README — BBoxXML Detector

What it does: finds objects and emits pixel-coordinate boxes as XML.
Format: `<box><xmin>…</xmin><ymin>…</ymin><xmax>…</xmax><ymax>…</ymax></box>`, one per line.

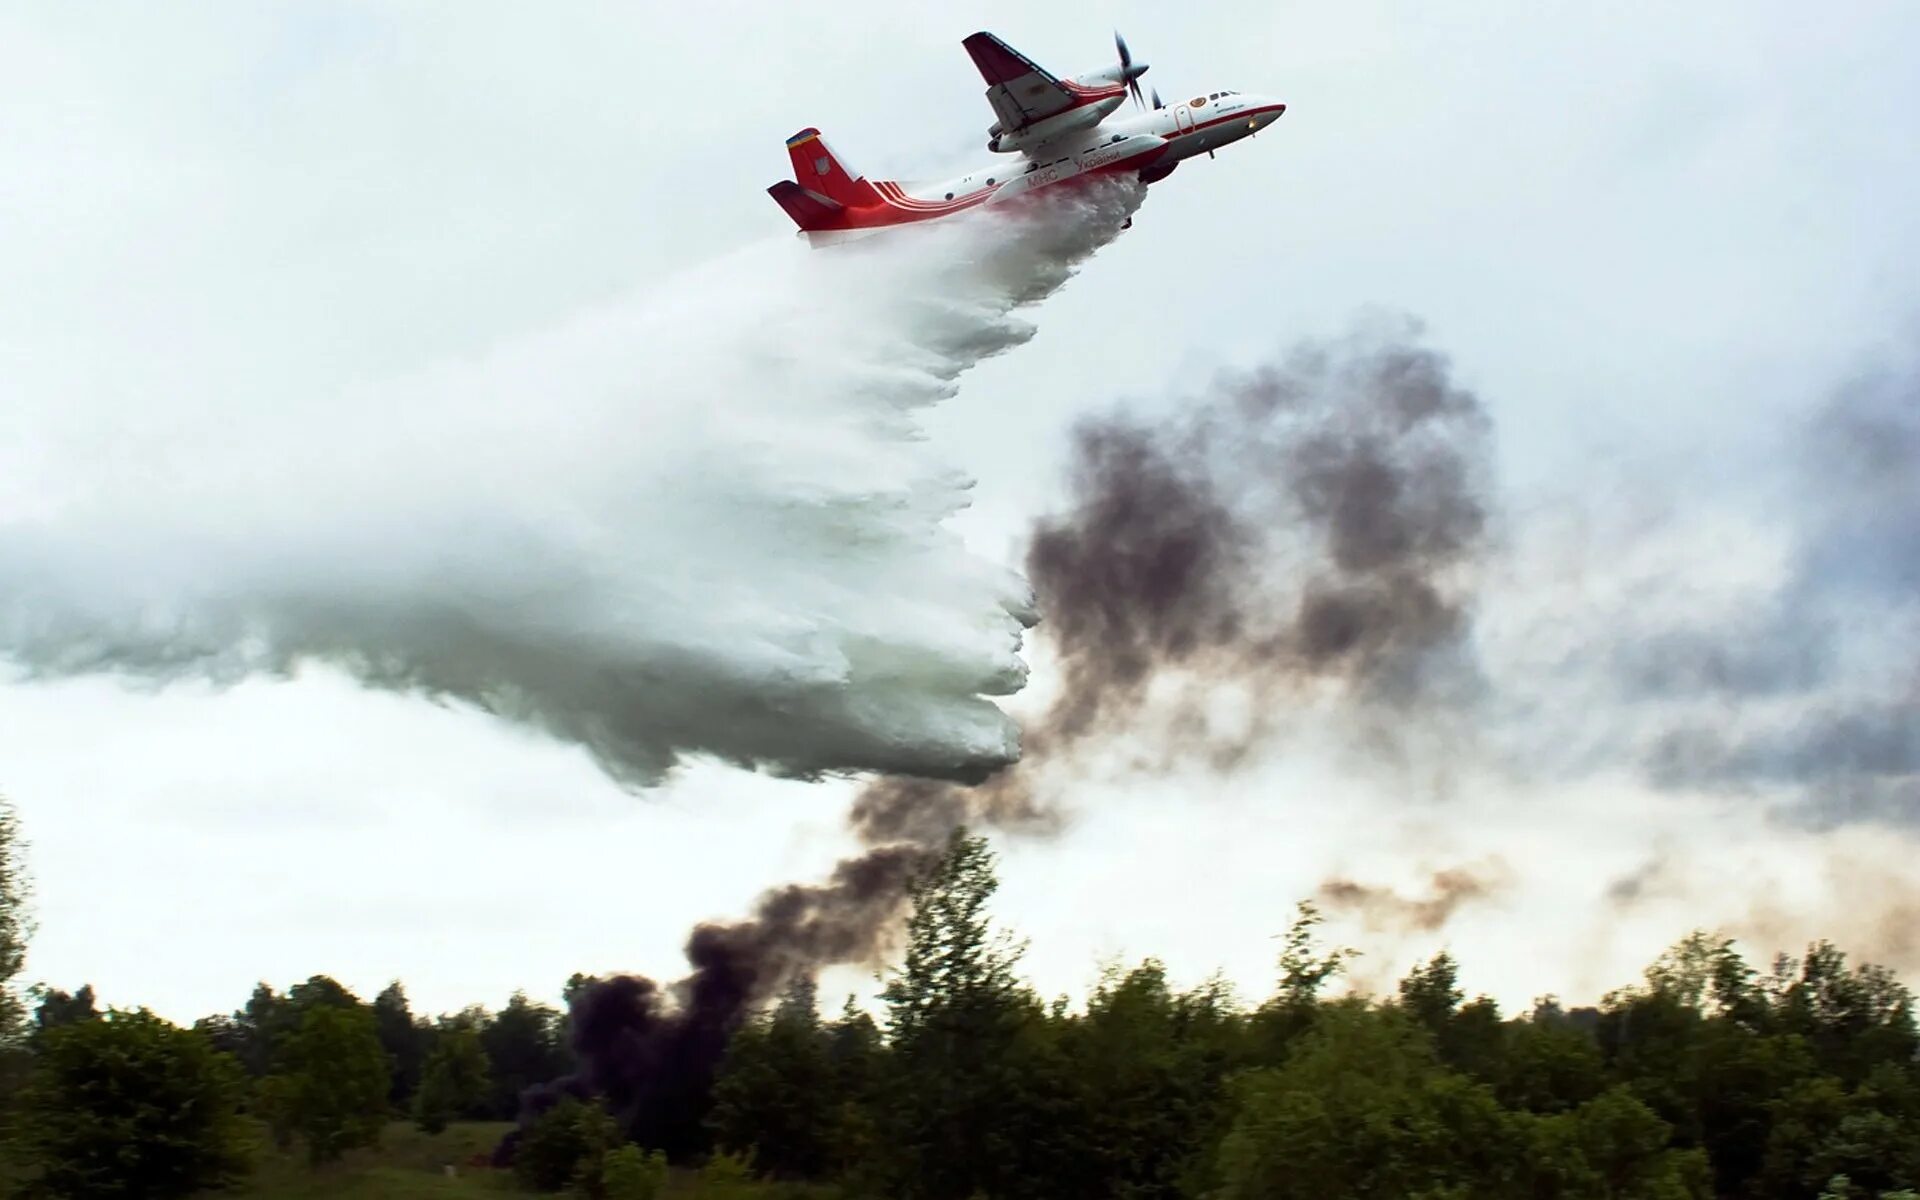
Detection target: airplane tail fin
<box><xmin>783</xmin><ymin>128</ymin><xmax>881</xmax><ymax>207</ymax></box>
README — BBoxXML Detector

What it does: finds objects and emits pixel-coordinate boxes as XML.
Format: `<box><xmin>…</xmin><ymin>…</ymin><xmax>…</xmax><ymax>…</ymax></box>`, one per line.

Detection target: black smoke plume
<box><xmin>513</xmin><ymin>316</ymin><xmax>1496</xmax><ymax>1157</ymax></box>
<box><xmin>856</xmin><ymin>314</ymin><xmax>1495</xmax><ymax>840</ymax></box>
<box><xmin>505</xmin><ymin>844</ymin><xmax>933</xmax><ymax>1159</ymax></box>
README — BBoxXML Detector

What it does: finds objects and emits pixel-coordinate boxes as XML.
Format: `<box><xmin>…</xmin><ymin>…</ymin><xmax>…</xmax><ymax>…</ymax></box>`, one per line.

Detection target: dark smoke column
<box><xmin>859</xmin><ymin>312</ymin><xmax>1495</xmax><ymax>836</ymax></box>
<box><xmin>522</xmin><ymin>314</ymin><xmax>1495</xmax><ymax>1158</ymax></box>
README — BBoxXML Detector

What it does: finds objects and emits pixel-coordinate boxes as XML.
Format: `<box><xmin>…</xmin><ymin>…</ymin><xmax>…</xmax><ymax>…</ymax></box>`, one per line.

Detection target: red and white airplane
<box><xmin>769</xmin><ymin>31</ymin><xmax>1286</xmax><ymax>245</ymax></box>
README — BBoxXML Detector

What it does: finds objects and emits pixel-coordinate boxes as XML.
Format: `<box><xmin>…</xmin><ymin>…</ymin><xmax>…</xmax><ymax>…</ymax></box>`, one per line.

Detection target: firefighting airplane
<box><xmin>768</xmin><ymin>30</ymin><xmax>1286</xmax><ymax>245</ymax></box>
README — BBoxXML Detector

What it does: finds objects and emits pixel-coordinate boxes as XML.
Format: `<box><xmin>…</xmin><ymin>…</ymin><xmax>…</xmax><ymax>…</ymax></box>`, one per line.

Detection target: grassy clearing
<box><xmin>215</xmin><ymin>1120</ymin><xmax>516</xmax><ymax>1198</ymax></box>
<box><xmin>204</xmin><ymin>1121</ymin><xmax>845</xmax><ymax>1199</ymax></box>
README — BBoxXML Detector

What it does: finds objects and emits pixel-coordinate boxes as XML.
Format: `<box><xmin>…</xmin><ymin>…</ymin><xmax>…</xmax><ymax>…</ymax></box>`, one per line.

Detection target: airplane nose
<box><xmin>1245</xmin><ymin>101</ymin><xmax>1286</xmax><ymax>133</ymax></box>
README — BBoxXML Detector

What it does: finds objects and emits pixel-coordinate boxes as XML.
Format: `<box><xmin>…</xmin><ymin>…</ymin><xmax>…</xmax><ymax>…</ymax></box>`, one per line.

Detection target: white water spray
<box><xmin>0</xmin><ymin>183</ymin><xmax>1145</xmax><ymax>786</ymax></box>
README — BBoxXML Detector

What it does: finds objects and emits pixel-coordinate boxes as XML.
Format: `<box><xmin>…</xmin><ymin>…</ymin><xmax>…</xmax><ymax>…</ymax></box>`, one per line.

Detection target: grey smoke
<box><xmin>844</xmin><ymin>314</ymin><xmax>1496</xmax><ymax>849</ymax></box>
<box><xmin>1317</xmin><ymin>861</ymin><xmax>1513</xmax><ymax>935</ymax></box>
<box><xmin>665</xmin><ymin>316</ymin><xmax>1501</xmax><ymax>1067</ymax></box>
<box><xmin>1602</xmin><ymin>351</ymin><xmax>1920</xmax><ymax>825</ymax></box>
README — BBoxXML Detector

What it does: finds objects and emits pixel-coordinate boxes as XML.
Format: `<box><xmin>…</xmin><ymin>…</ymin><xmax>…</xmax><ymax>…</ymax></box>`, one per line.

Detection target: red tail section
<box><xmin>771</xmin><ymin>128</ymin><xmax>881</xmax><ymax>231</ymax></box>
<box><xmin>767</xmin><ymin>180</ymin><xmax>843</xmax><ymax>231</ymax></box>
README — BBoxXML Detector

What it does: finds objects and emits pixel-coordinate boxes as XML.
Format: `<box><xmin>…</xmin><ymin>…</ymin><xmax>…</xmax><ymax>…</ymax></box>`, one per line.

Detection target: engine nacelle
<box><xmin>1139</xmin><ymin>160</ymin><xmax>1178</xmax><ymax>184</ymax></box>
<box><xmin>986</xmin><ymin>94</ymin><xmax>1124</xmax><ymax>153</ymax></box>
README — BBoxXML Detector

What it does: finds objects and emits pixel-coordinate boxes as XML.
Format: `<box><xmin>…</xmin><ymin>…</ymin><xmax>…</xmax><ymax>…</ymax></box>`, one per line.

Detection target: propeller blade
<box><xmin>1116</xmin><ymin>30</ymin><xmax>1149</xmax><ymax>110</ymax></box>
<box><xmin>1151</xmin><ymin>86</ymin><xmax>1164</xmax><ymax>110</ymax></box>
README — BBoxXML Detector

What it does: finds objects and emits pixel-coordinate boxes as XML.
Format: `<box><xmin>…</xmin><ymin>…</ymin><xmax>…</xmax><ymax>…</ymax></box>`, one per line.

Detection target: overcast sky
<box><xmin>3</xmin><ymin>2</ymin><xmax>1918</xmax><ymax>1024</ymax></box>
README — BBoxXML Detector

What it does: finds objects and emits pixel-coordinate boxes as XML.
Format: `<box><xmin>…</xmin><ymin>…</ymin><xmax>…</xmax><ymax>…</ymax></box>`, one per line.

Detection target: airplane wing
<box><xmin>962</xmin><ymin>32</ymin><xmax>1078</xmax><ymax>134</ymax></box>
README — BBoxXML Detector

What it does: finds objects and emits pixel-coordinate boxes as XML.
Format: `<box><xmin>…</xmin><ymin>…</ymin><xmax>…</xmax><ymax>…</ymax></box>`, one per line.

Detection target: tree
<box><xmin>16</xmin><ymin>1008</ymin><xmax>250</xmax><ymax>1198</ymax></box>
<box><xmin>230</xmin><ymin>982</ymin><xmax>286</xmax><ymax>1077</ymax></box>
<box><xmin>1497</xmin><ymin>1004</ymin><xmax>1606</xmax><ymax>1115</ymax></box>
<box><xmin>1758</xmin><ymin>1075</ymin><xmax>1920</xmax><ymax>1198</ymax></box>
<box><xmin>1212</xmin><ymin>1002</ymin><xmax>1521</xmax><ymax>1200</ymax></box>
<box><xmin>30</xmin><ymin>984</ymin><xmax>99</xmax><ymax>1041</ymax></box>
<box><xmin>513</xmin><ymin>1096</ymin><xmax>622</xmax><ymax>1194</ymax></box>
<box><xmin>1060</xmin><ymin>958</ymin><xmax>1244</xmax><ymax>1200</ymax></box>
<box><xmin>878</xmin><ymin>829</ymin><xmax>1062</xmax><ymax>1200</ymax></box>
<box><xmin>1253</xmin><ymin>900</ymin><xmax>1357</xmax><ymax>1056</ymax></box>
<box><xmin>481</xmin><ymin>991</ymin><xmax>568</xmax><ymax>1119</ymax></box>
<box><xmin>414</xmin><ymin>1025</ymin><xmax>490</xmax><ymax>1135</ymax></box>
<box><xmin>601</xmin><ymin>1143</ymin><xmax>669</xmax><ymax>1200</ymax></box>
<box><xmin>708</xmin><ymin>975</ymin><xmax>834</xmax><ymax>1179</ymax></box>
<box><xmin>373</xmin><ymin>981</ymin><xmax>427</xmax><ymax>1109</ymax></box>
<box><xmin>1556</xmin><ymin>1085</ymin><xmax>1708</xmax><ymax>1199</ymax></box>
<box><xmin>0</xmin><ymin>797</ymin><xmax>31</xmax><ymax>1050</ymax></box>
<box><xmin>274</xmin><ymin>1002</ymin><xmax>391</xmax><ymax>1164</ymax></box>
<box><xmin>1399</xmin><ymin>951</ymin><xmax>1465</xmax><ymax>1040</ymax></box>
<box><xmin>882</xmin><ymin>831</ymin><xmax>1026</xmax><ymax>1044</ymax></box>
<box><xmin>818</xmin><ymin>995</ymin><xmax>887</xmax><ymax>1184</ymax></box>
<box><xmin>1768</xmin><ymin>942</ymin><xmax>1919</xmax><ymax>1087</ymax></box>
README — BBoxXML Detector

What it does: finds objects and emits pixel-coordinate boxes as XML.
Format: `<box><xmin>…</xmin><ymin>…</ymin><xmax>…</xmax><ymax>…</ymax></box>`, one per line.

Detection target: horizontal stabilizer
<box><xmin>767</xmin><ymin>180</ymin><xmax>844</xmax><ymax>231</ymax></box>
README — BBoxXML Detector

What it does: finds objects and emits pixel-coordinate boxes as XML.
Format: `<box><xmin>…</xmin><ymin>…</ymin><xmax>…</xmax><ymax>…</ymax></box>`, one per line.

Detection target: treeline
<box><xmin>2</xmin><ymin>814</ymin><xmax>1919</xmax><ymax>1199</ymax></box>
<box><xmin>685</xmin><ymin>835</ymin><xmax>1920</xmax><ymax>1200</ymax></box>
<box><xmin>192</xmin><ymin>974</ymin><xmax>584</xmax><ymax>1131</ymax></box>
<box><xmin>19</xmin><ymin>972</ymin><xmax>585</xmax><ymax>1161</ymax></box>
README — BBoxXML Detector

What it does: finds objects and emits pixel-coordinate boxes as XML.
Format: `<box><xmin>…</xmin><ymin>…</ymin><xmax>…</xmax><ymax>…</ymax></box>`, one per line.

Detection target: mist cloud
<box><xmin>0</xmin><ymin>184</ymin><xmax>1144</xmax><ymax>788</ymax></box>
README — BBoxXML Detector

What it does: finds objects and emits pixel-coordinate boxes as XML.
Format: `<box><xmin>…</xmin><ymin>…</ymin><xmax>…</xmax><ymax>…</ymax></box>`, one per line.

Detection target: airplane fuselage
<box><xmin>946</xmin><ymin>90</ymin><xmax>1285</xmax><ymax>201</ymax></box>
<box><xmin>767</xmin><ymin>32</ymin><xmax>1286</xmax><ymax>244</ymax></box>
<box><xmin>801</xmin><ymin>91</ymin><xmax>1285</xmax><ymax>245</ymax></box>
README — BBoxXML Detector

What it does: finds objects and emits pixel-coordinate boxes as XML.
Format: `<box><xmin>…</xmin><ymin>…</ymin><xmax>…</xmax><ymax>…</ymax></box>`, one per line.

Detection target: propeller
<box><xmin>1150</xmin><ymin>86</ymin><xmax>1164</xmax><ymax>110</ymax></box>
<box><xmin>1114</xmin><ymin>30</ymin><xmax>1149</xmax><ymax>109</ymax></box>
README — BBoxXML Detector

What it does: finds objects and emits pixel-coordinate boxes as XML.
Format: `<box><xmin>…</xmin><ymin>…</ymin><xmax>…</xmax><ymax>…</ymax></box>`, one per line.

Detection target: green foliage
<box><xmin>373</xmin><ymin>980</ymin><xmax>428</xmax><ymax>1109</ymax></box>
<box><xmin>15</xmin><ymin>1007</ymin><xmax>251</xmax><ymax>1198</ymax></box>
<box><xmin>1211</xmin><ymin>1002</ymin><xmax>1519</xmax><ymax>1200</ymax></box>
<box><xmin>414</xmin><ymin>1025</ymin><xmax>490</xmax><ymax>1135</ymax></box>
<box><xmin>877</xmin><ymin>829</ymin><xmax>1055</xmax><ymax>1200</ymax></box>
<box><xmin>881</xmin><ymin>830</ymin><xmax>1026</xmax><ymax>1045</ymax></box>
<box><xmin>217</xmin><ymin>1118</ymin><xmax>514</xmax><ymax>1199</ymax></box>
<box><xmin>694</xmin><ymin>1149</ymin><xmax>759</xmax><ymax>1198</ymax></box>
<box><xmin>513</xmin><ymin>1096</ymin><xmax>622</xmax><ymax>1194</ymax></box>
<box><xmin>26</xmin><ymin>887</ymin><xmax>1920</xmax><ymax>1200</ymax></box>
<box><xmin>709</xmin><ymin>976</ymin><xmax>835</xmax><ymax>1180</ymax></box>
<box><xmin>601</xmin><ymin>1142</ymin><xmax>668</xmax><ymax>1200</ymax></box>
<box><xmin>277</xmin><ymin>1001</ymin><xmax>392</xmax><ymax>1165</ymax></box>
<box><xmin>28</xmin><ymin>984</ymin><xmax>98</xmax><ymax>1042</ymax></box>
<box><xmin>1496</xmin><ymin>1002</ymin><xmax>1606</xmax><ymax>1114</ymax></box>
<box><xmin>1252</xmin><ymin>901</ymin><xmax>1357</xmax><ymax>1056</ymax></box>
<box><xmin>1398</xmin><ymin>951</ymin><xmax>1464</xmax><ymax>1037</ymax></box>
<box><xmin>1274</xmin><ymin>900</ymin><xmax>1356</xmax><ymax>1008</ymax></box>
<box><xmin>1211</xmin><ymin>1003</ymin><xmax>1713</xmax><ymax>1200</ymax></box>
<box><xmin>0</xmin><ymin>797</ymin><xmax>32</xmax><ymax>1050</ymax></box>
<box><xmin>220</xmin><ymin>974</ymin><xmax>362</xmax><ymax>1081</ymax></box>
<box><xmin>1554</xmin><ymin>1085</ymin><xmax>1708</xmax><ymax>1199</ymax></box>
<box><xmin>480</xmin><ymin>990</ymin><xmax>569</xmax><ymax>1119</ymax></box>
<box><xmin>1825</xmin><ymin>1181</ymin><xmax>1920</xmax><ymax>1200</ymax></box>
<box><xmin>1061</xmin><ymin>959</ymin><xmax>1250</xmax><ymax>1199</ymax></box>
<box><xmin>1767</xmin><ymin>942</ymin><xmax>1919</xmax><ymax>1087</ymax></box>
